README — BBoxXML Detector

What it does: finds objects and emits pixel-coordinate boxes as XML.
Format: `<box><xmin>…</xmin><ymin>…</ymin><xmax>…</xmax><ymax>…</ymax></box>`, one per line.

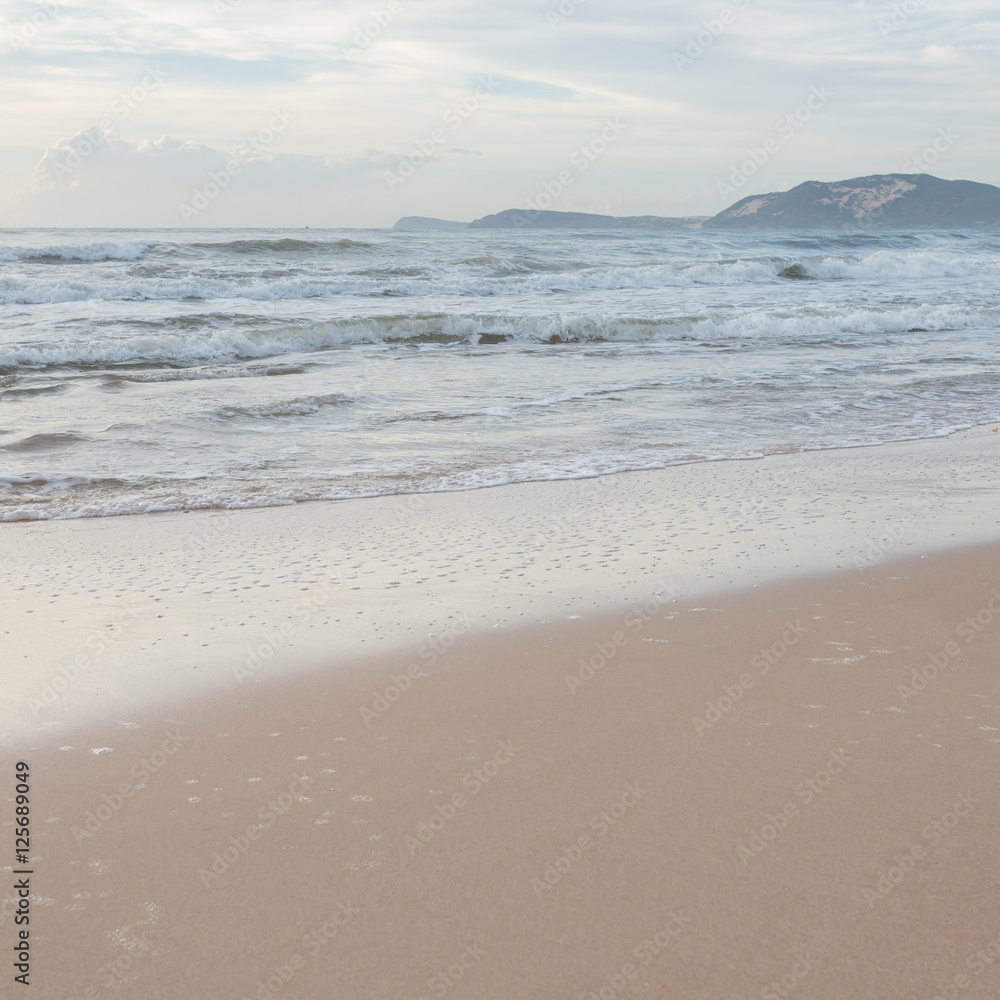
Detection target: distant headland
<box><xmin>392</xmin><ymin>216</ymin><xmax>470</xmax><ymax>231</ymax></box>
<box><xmin>392</xmin><ymin>211</ymin><xmax>707</xmax><ymax>231</ymax></box>
<box><xmin>392</xmin><ymin>174</ymin><xmax>1000</xmax><ymax>231</ymax></box>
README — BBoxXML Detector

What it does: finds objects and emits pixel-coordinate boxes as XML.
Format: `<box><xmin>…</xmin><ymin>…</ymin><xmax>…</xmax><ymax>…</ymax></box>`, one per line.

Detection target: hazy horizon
<box><xmin>2</xmin><ymin>0</ymin><xmax>997</xmax><ymax>228</ymax></box>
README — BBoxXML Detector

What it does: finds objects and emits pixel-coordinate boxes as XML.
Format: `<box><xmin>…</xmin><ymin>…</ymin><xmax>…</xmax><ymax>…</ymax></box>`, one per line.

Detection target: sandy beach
<box><xmin>3</xmin><ymin>425</ymin><xmax>998</xmax><ymax>732</ymax></box>
<box><xmin>2</xmin><ymin>428</ymin><xmax>999</xmax><ymax>998</ymax></box>
<box><xmin>5</xmin><ymin>1</ymin><xmax>1000</xmax><ymax>994</ymax></box>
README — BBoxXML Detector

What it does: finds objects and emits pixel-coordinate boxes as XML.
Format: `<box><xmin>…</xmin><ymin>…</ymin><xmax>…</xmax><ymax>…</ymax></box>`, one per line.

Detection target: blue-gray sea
<box><xmin>1</xmin><ymin>227</ymin><xmax>998</xmax><ymax>520</ymax></box>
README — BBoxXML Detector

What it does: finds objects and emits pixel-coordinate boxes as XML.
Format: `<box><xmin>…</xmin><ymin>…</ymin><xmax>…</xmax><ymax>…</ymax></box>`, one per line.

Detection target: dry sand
<box><xmin>5</xmin><ymin>539</ymin><xmax>1000</xmax><ymax>999</ymax></box>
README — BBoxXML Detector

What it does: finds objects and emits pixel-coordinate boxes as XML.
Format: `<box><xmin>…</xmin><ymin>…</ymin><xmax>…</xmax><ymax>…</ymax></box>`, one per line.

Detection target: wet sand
<box><xmin>3</xmin><ymin>425</ymin><xmax>998</xmax><ymax>738</ymax></box>
<box><xmin>5</xmin><ymin>541</ymin><xmax>1000</xmax><ymax>999</ymax></box>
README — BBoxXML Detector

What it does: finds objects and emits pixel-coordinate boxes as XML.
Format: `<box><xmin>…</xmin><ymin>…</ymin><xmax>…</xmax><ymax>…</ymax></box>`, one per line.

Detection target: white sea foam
<box><xmin>0</xmin><ymin>241</ymin><xmax>152</xmax><ymax>263</ymax></box>
<box><xmin>1</xmin><ymin>248</ymin><xmax>997</xmax><ymax>303</ymax></box>
<box><xmin>0</xmin><ymin>303</ymin><xmax>996</xmax><ymax>368</ymax></box>
<box><xmin>2</xmin><ymin>227</ymin><xmax>998</xmax><ymax>520</ymax></box>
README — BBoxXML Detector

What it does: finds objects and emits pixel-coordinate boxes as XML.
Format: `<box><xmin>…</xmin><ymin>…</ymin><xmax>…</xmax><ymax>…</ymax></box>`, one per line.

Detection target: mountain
<box><xmin>392</xmin><ymin>217</ymin><xmax>469</xmax><ymax>231</ymax></box>
<box><xmin>467</xmin><ymin>209</ymin><xmax>708</xmax><ymax>229</ymax></box>
<box><xmin>393</xmin><ymin>175</ymin><xmax>1000</xmax><ymax>233</ymax></box>
<box><xmin>705</xmin><ymin>174</ymin><xmax>1000</xmax><ymax>229</ymax></box>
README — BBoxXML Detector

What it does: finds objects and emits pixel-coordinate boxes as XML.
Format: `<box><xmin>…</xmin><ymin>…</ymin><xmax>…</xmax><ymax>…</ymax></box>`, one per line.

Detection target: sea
<box><xmin>1</xmin><ymin>226</ymin><xmax>998</xmax><ymax>521</ymax></box>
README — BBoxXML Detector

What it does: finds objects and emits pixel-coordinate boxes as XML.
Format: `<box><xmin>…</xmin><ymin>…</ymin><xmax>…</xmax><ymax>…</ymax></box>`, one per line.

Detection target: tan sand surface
<box><xmin>5</xmin><ymin>542</ymin><xmax>999</xmax><ymax>999</ymax></box>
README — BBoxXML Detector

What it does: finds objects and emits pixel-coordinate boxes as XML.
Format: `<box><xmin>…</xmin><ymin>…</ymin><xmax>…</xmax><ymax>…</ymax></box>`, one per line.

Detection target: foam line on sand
<box><xmin>2</xmin><ymin>426</ymin><xmax>997</xmax><ymax>739</ymax></box>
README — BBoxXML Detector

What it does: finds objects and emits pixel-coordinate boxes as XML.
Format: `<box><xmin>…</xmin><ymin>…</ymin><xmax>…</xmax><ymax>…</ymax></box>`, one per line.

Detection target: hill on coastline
<box><xmin>392</xmin><ymin>174</ymin><xmax>1000</xmax><ymax>232</ymax></box>
<box><xmin>392</xmin><ymin>216</ymin><xmax>469</xmax><ymax>231</ymax></box>
<box><xmin>706</xmin><ymin>173</ymin><xmax>1000</xmax><ymax>229</ymax></box>
<box><xmin>467</xmin><ymin>209</ymin><xmax>707</xmax><ymax>229</ymax></box>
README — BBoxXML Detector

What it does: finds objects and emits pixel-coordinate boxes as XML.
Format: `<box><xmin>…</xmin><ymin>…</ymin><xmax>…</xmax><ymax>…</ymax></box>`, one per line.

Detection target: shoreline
<box><xmin>7</xmin><ymin>541</ymin><xmax>1000</xmax><ymax>997</ymax></box>
<box><xmin>3</xmin><ymin>424</ymin><xmax>999</xmax><ymax>741</ymax></box>
<box><xmin>1</xmin><ymin>420</ymin><xmax>991</xmax><ymax>526</ymax></box>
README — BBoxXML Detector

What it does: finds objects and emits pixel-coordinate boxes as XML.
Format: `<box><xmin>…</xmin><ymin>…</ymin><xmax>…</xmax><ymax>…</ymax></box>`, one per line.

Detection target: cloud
<box><xmin>920</xmin><ymin>43</ymin><xmax>965</xmax><ymax>64</ymax></box>
<box><xmin>1</xmin><ymin>0</ymin><xmax>998</xmax><ymax>222</ymax></box>
<box><xmin>7</xmin><ymin>125</ymin><xmax>394</xmax><ymax>226</ymax></box>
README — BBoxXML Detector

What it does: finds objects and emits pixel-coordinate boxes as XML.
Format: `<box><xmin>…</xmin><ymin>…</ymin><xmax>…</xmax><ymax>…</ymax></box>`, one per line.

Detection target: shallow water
<box><xmin>1</xmin><ymin>226</ymin><xmax>998</xmax><ymax>520</ymax></box>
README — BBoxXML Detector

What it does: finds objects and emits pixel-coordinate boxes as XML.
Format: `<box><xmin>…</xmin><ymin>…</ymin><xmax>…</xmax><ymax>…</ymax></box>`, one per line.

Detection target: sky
<box><xmin>0</xmin><ymin>0</ymin><xmax>997</xmax><ymax>227</ymax></box>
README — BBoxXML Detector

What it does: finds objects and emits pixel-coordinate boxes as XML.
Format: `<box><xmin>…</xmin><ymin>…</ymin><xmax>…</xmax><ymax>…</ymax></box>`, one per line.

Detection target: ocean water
<box><xmin>1</xmin><ymin>226</ymin><xmax>998</xmax><ymax>521</ymax></box>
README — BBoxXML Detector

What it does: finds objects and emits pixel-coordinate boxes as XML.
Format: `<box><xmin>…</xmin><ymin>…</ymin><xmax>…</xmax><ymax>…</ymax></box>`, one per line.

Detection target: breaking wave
<box><xmin>0</xmin><ymin>303</ymin><xmax>996</xmax><ymax>371</ymax></box>
<box><xmin>0</xmin><ymin>240</ymin><xmax>152</xmax><ymax>263</ymax></box>
<box><xmin>3</xmin><ymin>248</ymin><xmax>998</xmax><ymax>303</ymax></box>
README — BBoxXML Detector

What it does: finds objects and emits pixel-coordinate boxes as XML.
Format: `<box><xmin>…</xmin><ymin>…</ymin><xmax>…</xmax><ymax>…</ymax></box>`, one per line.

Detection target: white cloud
<box><xmin>920</xmin><ymin>43</ymin><xmax>965</xmax><ymax>64</ymax></box>
<box><xmin>0</xmin><ymin>0</ymin><xmax>998</xmax><ymax>223</ymax></box>
<box><xmin>7</xmin><ymin>126</ymin><xmax>394</xmax><ymax>226</ymax></box>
